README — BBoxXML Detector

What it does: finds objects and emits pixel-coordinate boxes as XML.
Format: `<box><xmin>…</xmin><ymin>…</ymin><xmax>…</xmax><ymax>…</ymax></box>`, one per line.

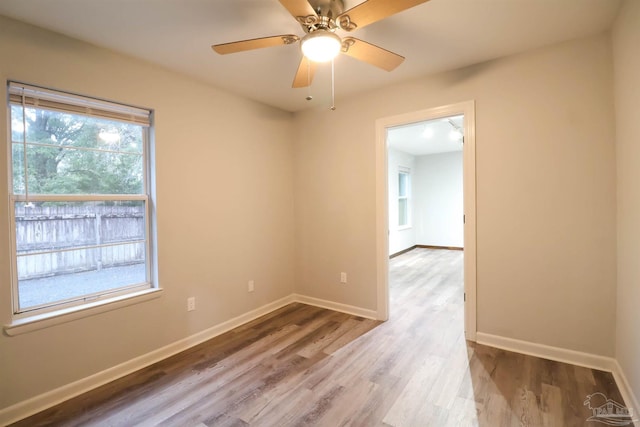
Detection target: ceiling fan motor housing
<box><xmin>309</xmin><ymin>0</ymin><xmax>344</xmax><ymax>19</ymax></box>
<box><xmin>299</xmin><ymin>0</ymin><xmax>345</xmax><ymax>32</ymax></box>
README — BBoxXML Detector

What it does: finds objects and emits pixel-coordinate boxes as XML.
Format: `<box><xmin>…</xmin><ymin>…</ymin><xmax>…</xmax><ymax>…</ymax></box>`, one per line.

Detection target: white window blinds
<box><xmin>8</xmin><ymin>81</ymin><xmax>151</xmax><ymax>126</ymax></box>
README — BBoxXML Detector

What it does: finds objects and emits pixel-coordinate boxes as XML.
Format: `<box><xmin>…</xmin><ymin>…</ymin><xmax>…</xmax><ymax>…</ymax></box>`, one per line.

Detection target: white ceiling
<box><xmin>0</xmin><ymin>0</ymin><xmax>621</xmax><ymax>113</ymax></box>
<box><xmin>388</xmin><ymin>115</ymin><xmax>463</xmax><ymax>156</ymax></box>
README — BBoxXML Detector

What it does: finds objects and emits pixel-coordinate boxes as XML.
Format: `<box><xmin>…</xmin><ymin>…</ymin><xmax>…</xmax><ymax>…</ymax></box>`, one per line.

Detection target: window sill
<box><xmin>397</xmin><ymin>225</ymin><xmax>413</xmax><ymax>231</ymax></box>
<box><xmin>3</xmin><ymin>288</ymin><xmax>163</xmax><ymax>336</ymax></box>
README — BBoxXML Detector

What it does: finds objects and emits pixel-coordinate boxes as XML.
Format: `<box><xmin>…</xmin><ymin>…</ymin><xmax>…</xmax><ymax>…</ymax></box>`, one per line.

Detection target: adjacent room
<box><xmin>387</xmin><ymin>115</ymin><xmax>464</xmax><ymax>257</ymax></box>
<box><xmin>0</xmin><ymin>0</ymin><xmax>639</xmax><ymax>425</ymax></box>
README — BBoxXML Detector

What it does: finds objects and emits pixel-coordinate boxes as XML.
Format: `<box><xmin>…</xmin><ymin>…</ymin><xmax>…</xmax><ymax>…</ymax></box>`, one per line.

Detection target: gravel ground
<box><xmin>18</xmin><ymin>263</ymin><xmax>146</xmax><ymax>308</ymax></box>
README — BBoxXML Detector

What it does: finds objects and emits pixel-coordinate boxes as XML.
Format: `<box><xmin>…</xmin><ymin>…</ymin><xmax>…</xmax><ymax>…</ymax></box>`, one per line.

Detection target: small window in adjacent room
<box><xmin>398</xmin><ymin>168</ymin><xmax>411</xmax><ymax>228</ymax></box>
<box><xmin>7</xmin><ymin>82</ymin><xmax>155</xmax><ymax>318</ymax></box>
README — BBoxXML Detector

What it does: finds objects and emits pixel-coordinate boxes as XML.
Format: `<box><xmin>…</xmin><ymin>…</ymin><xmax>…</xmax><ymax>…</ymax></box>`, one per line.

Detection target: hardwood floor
<box><xmin>12</xmin><ymin>249</ymin><xmax>632</xmax><ymax>426</ymax></box>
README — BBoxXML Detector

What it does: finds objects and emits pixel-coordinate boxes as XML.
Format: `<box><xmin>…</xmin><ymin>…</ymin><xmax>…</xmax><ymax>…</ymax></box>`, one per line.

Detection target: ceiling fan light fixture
<box><xmin>301</xmin><ymin>30</ymin><xmax>341</xmax><ymax>63</ymax></box>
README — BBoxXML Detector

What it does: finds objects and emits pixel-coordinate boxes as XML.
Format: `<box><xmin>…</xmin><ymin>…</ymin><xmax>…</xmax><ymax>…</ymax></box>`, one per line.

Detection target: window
<box><xmin>398</xmin><ymin>168</ymin><xmax>411</xmax><ymax>228</ymax></box>
<box><xmin>7</xmin><ymin>82</ymin><xmax>154</xmax><ymax>317</ymax></box>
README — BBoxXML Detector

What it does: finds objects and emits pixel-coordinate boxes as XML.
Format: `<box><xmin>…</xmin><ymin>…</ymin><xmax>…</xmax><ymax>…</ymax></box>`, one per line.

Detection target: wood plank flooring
<box><xmin>11</xmin><ymin>249</ymin><xmax>633</xmax><ymax>426</ymax></box>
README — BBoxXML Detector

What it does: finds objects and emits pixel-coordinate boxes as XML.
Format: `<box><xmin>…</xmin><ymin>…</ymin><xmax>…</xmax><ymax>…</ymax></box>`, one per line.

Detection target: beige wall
<box><xmin>294</xmin><ymin>34</ymin><xmax>617</xmax><ymax>356</ymax></box>
<box><xmin>0</xmin><ymin>16</ymin><xmax>295</xmax><ymax>410</ymax></box>
<box><xmin>613</xmin><ymin>0</ymin><xmax>640</xmax><ymax>406</ymax></box>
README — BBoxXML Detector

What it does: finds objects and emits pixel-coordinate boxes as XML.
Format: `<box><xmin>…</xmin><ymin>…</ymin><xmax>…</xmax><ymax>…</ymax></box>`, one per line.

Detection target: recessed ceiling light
<box><xmin>449</xmin><ymin>130</ymin><xmax>463</xmax><ymax>141</ymax></box>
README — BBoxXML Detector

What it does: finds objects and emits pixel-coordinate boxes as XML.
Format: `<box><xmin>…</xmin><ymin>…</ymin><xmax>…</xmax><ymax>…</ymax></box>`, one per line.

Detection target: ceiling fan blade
<box><xmin>292</xmin><ymin>56</ymin><xmax>318</xmax><ymax>88</ymax></box>
<box><xmin>212</xmin><ymin>35</ymin><xmax>299</xmax><ymax>55</ymax></box>
<box><xmin>341</xmin><ymin>38</ymin><xmax>404</xmax><ymax>71</ymax></box>
<box><xmin>278</xmin><ymin>0</ymin><xmax>318</xmax><ymax>21</ymax></box>
<box><xmin>337</xmin><ymin>0</ymin><xmax>430</xmax><ymax>31</ymax></box>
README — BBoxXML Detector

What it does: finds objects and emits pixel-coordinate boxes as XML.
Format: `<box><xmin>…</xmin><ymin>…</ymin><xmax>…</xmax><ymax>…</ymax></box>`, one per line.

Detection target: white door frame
<box><xmin>375</xmin><ymin>100</ymin><xmax>477</xmax><ymax>341</ymax></box>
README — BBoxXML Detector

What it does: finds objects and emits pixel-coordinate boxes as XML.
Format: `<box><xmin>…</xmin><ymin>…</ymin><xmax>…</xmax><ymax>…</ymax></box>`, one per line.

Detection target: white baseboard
<box><xmin>476</xmin><ymin>332</ymin><xmax>615</xmax><ymax>372</ymax></box>
<box><xmin>292</xmin><ymin>293</ymin><xmax>378</xmax><ymax>320</ymax></box>
<box><xmin>612</xmin><ymin>359</ymin><xmax>640</xmax><ymax>415</ymax></box>
<box><xmin>0</xmin><ymin>294</ymin><xmax>296</xmax><ymax>426</ymax></box>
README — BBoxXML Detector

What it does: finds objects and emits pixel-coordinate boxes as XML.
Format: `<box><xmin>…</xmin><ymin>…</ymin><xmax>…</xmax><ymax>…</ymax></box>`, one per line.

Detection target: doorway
<box><xmin>375</xmin><ymin>101</ymin><xmax>477</xmax><ymax>341</ymax></box>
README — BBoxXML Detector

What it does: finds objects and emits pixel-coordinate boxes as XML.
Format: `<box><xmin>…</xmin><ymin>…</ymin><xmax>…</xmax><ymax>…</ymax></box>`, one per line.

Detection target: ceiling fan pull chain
<box><xmin>306</xmin><ymin>58</ymin><xmax>313</xmax><ymax>101</ymax></box>
<box><xmin>330</xmin><ymin>58</ymin><xmax>336</xmax><ymax>111</ymax></box>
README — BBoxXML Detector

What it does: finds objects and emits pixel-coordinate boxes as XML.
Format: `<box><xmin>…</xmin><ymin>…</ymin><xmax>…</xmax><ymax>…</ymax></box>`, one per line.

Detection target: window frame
<box><xmin>6</xmin><ymin>81</ymin><xmax>156</xmax><ymax>320</ymax></box>
<box><xmin>397</xmin><ymin>168</ymin><xmax>411</xmax><ymax>229</ymax></box>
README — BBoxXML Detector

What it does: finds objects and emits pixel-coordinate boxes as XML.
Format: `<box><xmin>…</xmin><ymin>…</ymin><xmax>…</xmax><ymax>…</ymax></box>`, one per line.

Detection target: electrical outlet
<box><xmin>340</xmin><ymin>272</ymin><xmax>347</xmax><ymax>283</ymax></box>
<box><xmin>248</xmin><ymin>280</ymin><xmax>255</xmax><ymax>292</ymax></box>
<box><xmin>187</xmin><ymin>297</ymin><xmax>195</xmax><ymax>311</ymax></box>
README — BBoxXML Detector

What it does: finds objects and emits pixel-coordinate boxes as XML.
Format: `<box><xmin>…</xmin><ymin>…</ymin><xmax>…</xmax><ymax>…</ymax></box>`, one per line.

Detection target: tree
<box><xmin>11</xmin><ymin>106</ymin><xmax>144</xmax><ymax>196</ymax></box>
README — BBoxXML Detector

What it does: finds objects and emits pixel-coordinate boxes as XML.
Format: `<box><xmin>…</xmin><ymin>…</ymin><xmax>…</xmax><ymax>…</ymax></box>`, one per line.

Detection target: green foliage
<box><xmin>11</xmin><ymin>106</ymin><xmax>144</xmax><ymax>195</ymax></box>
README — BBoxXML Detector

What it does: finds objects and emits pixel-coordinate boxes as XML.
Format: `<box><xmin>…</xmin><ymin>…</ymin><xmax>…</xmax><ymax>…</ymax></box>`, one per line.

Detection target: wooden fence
<box><xmin>15</xmin><ymin>204</ymin><xmax>145</xmax><ymax>280</ymax></box>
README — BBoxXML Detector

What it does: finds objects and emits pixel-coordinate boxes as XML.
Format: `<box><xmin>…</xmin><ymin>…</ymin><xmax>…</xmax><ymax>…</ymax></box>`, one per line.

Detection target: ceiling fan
<box><xmin>212</xmin><ymin>0</ymin><xmax>430</xmax><ymax>89</ymax></box>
